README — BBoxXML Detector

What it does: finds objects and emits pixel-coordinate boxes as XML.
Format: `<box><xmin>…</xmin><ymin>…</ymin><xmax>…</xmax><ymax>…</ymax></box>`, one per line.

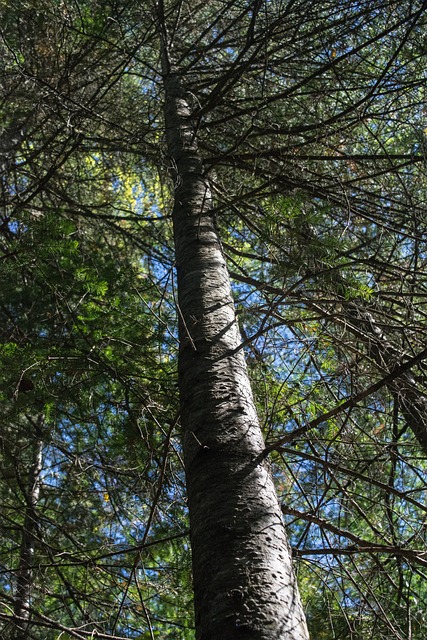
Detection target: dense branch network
<box><xmin>1</xmin><ymin>0</ymin><xmax>427</xmax><ymax>638</ymax></box>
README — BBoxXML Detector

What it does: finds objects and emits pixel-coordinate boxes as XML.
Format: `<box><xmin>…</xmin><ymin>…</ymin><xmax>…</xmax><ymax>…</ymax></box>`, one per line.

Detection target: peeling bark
<box><xmin>162</xmin><ymin>63</ymin><xmax>309</xmax><ymax>640</ymax></box>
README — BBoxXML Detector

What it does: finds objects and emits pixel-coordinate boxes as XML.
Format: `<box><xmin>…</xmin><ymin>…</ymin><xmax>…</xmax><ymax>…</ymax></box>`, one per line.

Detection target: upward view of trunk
<box><xmin>162</xmin><ymin>50</ymin><xmax>309</xmax><ymax>640</ymax></box>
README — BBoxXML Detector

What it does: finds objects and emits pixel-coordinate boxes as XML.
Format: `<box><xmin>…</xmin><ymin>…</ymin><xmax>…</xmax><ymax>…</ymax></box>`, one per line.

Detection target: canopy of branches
<box><xmin>1</xmin><ymin>1</ymin><xmax>427</xmax><ymax>638</ymax></box>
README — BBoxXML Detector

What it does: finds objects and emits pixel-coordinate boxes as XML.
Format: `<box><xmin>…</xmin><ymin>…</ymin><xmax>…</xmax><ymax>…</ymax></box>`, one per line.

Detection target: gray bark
<box><xmin>163</xmin><ymin>65</ymin><xmax>309</xmax><ymax>640</ymax></box>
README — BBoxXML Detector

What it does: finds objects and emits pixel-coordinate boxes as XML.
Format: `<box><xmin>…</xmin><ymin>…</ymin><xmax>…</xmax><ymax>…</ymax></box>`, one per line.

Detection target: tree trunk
<box><xmin>302</xmin><ymin>263</ymin><xmax>427</xmax><ymax>455</ymax></box>
<box><xmin>13</xmin><ymin>436</ymin><xmax>43</xmax><ymax>640</ymax></box>
<box><xmin>312</xmin><ymin>298</ymin><xmax>427</xmax><ymax>455</ymax></box>
<box><xmin>162</xmin><ymin>62</ymin><xmax>309</xmax><ymax>639</ymax></box>
<box><xmin>345</xmin><ymin>304</ymin><xmax>427</xmax><ymax>455</ymax></box>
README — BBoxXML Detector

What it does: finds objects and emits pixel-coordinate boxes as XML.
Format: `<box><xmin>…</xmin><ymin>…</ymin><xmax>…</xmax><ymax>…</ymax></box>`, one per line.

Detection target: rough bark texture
<box><xmin>163</xmin><ymin>69</ymin><xmax>309</xmax><ymax>640</ymax></box>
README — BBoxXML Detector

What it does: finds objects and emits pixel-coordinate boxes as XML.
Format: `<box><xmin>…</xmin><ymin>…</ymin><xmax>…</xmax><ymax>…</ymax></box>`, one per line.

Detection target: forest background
<box><xmin>1</xmin><ymin>0</ymin><xmax>427</xmax><ymax>638</ymax></box>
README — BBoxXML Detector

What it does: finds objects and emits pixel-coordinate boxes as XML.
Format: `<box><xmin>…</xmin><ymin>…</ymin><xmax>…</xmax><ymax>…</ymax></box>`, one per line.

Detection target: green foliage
<box><xmin>1</xmin><ymin>0</ymin><xmax>427</xmax><ymax>638</ymax></box>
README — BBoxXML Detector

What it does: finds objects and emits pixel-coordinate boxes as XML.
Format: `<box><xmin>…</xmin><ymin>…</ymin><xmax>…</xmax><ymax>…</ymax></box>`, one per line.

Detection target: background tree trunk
<box><xmin>13</xmin><ymin>435</ymin><xmax>43</xmax><ymax>640</ymax></box>
<box><xmin>163</xmin><ymin>65</ymin><xmax>309</xmax><ymax>640</ymax></box>
<box><xmin>311</xmin><ymin>299</ymin><xmax>427</xmax><ymax>455</ymax></box>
